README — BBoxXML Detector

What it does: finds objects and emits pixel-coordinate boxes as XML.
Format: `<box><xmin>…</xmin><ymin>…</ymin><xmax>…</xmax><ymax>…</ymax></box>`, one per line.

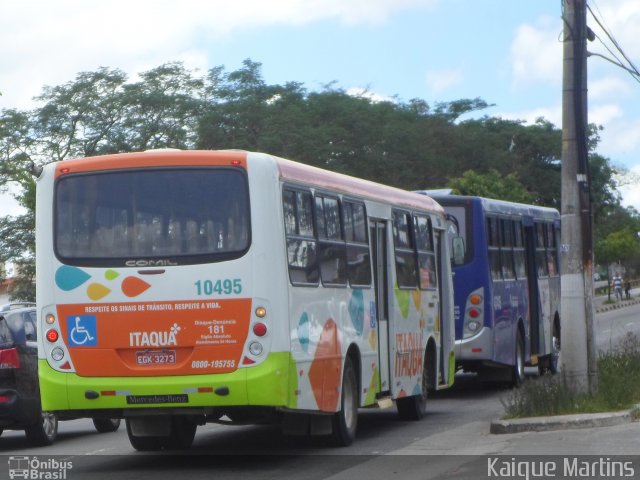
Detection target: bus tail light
<box><xmin>463</xmin><ymin>288</ymin><xmax>484</xmax><ymax>339</ymax></box>
<box><xmin>46</xmin><ymin>329</ymin><xmax>59</xmax><ymax>343</ymax></box>
<box><xmin>253</xmin><ymin>323</ymin><xmax>267</xmax><ymax>337</ymax></box>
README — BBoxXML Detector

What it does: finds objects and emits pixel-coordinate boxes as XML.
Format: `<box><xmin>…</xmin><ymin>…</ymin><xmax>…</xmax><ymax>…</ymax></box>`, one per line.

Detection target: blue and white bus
<box><xmin>418</xmin><ymin>193</ymin><xmax>561</xmax><ymax>385</ymax></box>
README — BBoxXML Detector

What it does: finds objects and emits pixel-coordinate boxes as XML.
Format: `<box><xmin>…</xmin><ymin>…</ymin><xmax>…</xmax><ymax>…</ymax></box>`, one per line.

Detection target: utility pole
<box><xmin>560</xmin><ymin>0</ymin><xmax>597</xmax><ymax>394</ymax></box>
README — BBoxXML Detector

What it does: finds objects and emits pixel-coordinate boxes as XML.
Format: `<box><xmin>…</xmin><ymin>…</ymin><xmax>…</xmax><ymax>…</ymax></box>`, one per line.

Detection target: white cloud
<box><xmin>346</xmin><ymin>87</ymin><xmax>394</xmax><ymax>103</ymax></box>
<box><xmin>618</xmin><ymin>165</ymin><xmax>640</xmax><ymax>211</ymax></box>
<box><xmin>497</xmin><ymin>105</ymin><xmax>562</xmax><ymax>128</ymax></box>
<box><xmin>510</xmin><ymin>15</ymin><xmax>562</xmax><ymax>87</ymax></box>
<box><xmin>425</xmin><ymin>68</ymin><xmax>464</xmax><ymax>94</ymax></box>
<box><xmin>588</xmin><ymin>76</ymin><xmax>632</xmax><ymax>101</ymax></box>
<box><xmin>588</xmin><ymin>0</ymin><xmax>640</xmax><ymax>60</ymax></box>
<box><xmin>0</xmin><ymin>0</ymin><xmax>440</xmax><ymax>110</ymax></box>
<box><xmin>599</xmin><ymin>117</ymin><xmax>640</xmax><ymax>157</ymax></box>
<box><xmin>589</xmin><ymin>103</ymin><xmax>624</xmax><ymax>126</ymax></box>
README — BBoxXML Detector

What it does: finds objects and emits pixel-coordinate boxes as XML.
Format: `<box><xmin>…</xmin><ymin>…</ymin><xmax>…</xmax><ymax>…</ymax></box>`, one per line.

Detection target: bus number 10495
<box><xmin>194</xmin><ymin>279</ymin><xmax>242</xmax><ymax>296</ymax></box>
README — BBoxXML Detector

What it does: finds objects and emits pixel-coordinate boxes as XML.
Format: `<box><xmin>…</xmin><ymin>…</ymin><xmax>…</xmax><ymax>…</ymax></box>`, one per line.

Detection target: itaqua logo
<box><xmin>7</xmin><ymin>456</ymin><xmax>73</xmax><ymax>479</ymax></box>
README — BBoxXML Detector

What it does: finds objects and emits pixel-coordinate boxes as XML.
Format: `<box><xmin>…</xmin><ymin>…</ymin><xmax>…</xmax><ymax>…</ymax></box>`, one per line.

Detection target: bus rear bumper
<box><xmin>455</xmin><ymin>327</ymin><xmax>494</xmax><ymax>363</ymax></box>
<box><xmin>39</xmin><ymin>352</ymin><xmax>294</xmax><ymax>414</ymax></box>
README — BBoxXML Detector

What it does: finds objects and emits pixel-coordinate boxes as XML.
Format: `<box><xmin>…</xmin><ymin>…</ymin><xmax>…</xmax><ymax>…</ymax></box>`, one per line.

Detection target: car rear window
<box><xmin>0</xmin><ymin>310</ymin><xmax>37</xmax><ymax>347</ymax></box>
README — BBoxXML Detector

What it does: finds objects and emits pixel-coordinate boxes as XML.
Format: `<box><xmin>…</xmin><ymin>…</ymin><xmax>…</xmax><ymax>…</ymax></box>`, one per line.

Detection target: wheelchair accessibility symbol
<box><xmin>67</xmin><ymin>315</ymin><xmax>97</xmax><ymax>346</ymax></box>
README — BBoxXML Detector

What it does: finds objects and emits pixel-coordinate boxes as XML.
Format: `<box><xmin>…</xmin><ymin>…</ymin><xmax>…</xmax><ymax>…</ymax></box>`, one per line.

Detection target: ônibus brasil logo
<box><xmin>129</xmin><ymin>323</ymin><xmax>181</xmax><ymax>347</ymax></box>
<box><xmin>8</xmin><ymin>456</ymin><xmax>72</xmax><ymax>479</ymax></box>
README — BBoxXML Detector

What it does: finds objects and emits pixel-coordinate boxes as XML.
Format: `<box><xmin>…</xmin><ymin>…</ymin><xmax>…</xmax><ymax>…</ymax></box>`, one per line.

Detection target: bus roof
<box><xmin>275</xmin><ymin>155</ymin><xmax>443</xmax><ymax>215</ymax></box>
<box><xmin>52</xmin><ymin>150</ymin><xmax>248</xmax><ymax>178</ymax></box>
<box><xmin>417</xmin><ymin>192</ymin><xmax>558</xmax><ymax>220</ymax></box>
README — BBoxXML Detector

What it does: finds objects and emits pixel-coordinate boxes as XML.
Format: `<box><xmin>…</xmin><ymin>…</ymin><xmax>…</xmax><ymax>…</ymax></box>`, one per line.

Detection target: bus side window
<box><xmin>415</xmin><ymin>214</ymin><xmax>437</xmax><ymax>290</ymax></box>
<box><xmin>283</xmin><ymin>188</ymin><xmax>319</xmax><ymax>286</ymax></box>
<box><xmin>500</xmin><ymin>219</ymin><xmax>516</xmax><ymax>280</ymax></box>
<box><xmin>315</xmin><ymin>195</ymin><xmax>347</xmax><ymax>287</ymax></box>
<box><xmin>535</xmin><ymin>222</ymin><xmax>549</xmax><ymax>277</ymax></box>
<box><xmin>393</xmin><ymin>210</ymin><xmax>418</xmax><ymax>288</ymax></box>
<box><xmin>343</xmin><ymin>200</ymin><xmax>372</xmax><ymax>287</ymax></box>
<box><xmin>487</xmin><ymin>216</ymin><xmax>502</xmax><ymax>281</ymax></box>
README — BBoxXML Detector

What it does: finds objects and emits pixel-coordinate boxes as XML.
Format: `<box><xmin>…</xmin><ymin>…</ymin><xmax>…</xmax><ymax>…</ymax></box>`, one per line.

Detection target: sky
<box><xmin>0</xmin><ymin>0</ymin><xmax>639</xmax><ymax>216</ymax></box>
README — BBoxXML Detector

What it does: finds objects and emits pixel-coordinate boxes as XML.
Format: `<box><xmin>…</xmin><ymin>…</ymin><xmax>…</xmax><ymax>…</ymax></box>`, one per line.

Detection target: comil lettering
<box><xmin>130</xmin><ymin>329</ymin><xmax>178</xmax><ymax>347</ymax></box>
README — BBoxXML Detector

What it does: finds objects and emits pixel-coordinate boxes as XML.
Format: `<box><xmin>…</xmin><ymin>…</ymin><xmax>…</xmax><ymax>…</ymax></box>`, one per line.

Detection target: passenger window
<box><xmin>343</xmin><ymin>200</ymin><xmax>371</xmax><ymax>287</ymax></box>
<box><xmin>393</xmin><ymin>211</ymin><xmax>418</xmax><ymax>288</ymax></box>
<box><xmin>283</xmin><ymin>188</ymin><xmax>319</xmax><ymax>286</ymax></box>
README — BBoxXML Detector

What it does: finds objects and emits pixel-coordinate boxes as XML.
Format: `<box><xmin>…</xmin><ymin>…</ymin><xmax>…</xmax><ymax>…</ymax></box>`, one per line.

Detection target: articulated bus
<box><xmin>418</xmin><ymin>193</ymin><xmax>561</xmax><ymax>385</ymax></box>
<box><xmin>36</xmin><ymin>150</ymin><xmax>455</xmax><ymax>450</ymax></box>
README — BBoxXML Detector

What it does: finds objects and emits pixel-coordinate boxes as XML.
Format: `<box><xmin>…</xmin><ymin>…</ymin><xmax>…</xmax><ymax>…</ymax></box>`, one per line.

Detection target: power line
<box><xmin>586</xmin><ymin>2</ymin><xmax>640</xmax><ymax>82</ymax></box>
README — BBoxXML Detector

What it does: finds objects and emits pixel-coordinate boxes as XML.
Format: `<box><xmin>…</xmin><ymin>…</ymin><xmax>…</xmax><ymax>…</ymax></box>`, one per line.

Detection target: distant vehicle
<box><xmin>0</xmin><ymin>303</ymin><xmax>120</xmax><ymax>445</ymax></box>
<box><xmin>593</xmin><ymin>273</ymin><xmax>601</xmax><ymax>281</ymax></box>
<box><xmin>419</xmin><ymin>193</ymin><xmax>561</xmax><ymax>384</ymax></box>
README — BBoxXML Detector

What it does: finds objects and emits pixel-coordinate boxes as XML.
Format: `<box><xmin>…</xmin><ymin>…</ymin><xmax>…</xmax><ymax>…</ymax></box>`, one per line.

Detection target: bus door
<box><xmin>370</xmin><ymin>220</ymin><xmax>391</xmax><ymax>392</ymax></box>
<box><xmin>434</xmin><ymin>229</ymin><xmax>452</xmax><ymax>385</ymax></box>
<box><xmin>523</xmin><ymin>220</ymin><xmax>541</xmax><ymax>355</ymax></box>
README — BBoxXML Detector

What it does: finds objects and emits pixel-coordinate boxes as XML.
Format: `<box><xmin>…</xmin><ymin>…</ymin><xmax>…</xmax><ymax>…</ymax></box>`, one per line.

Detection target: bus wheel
<box><xmin>511</xmin><ymin>331</ymin><xmax>526</xmax><ymax>387</ymax></box>
<box><xmin>93</xmin><ymin>418</ymin><xmax>121</xmax><ymax>433</ymax></box>
<box><xmin>25</xmin><ymin>411</ymin><xmax>58</xmax><ymax>446</ymax></box>
<box><xmin>166</xmin><ymin>417</ymin><xmax>197</xmax><ymax>450</ymax></box>
<box><xmin>396</xmin><ymin>357</ymin><xmax>428</xmax><ymax>420</ymax></box>
<box><xmin>331</xmin><ymin>357</ymin><xmax>358</xmax><ymax>446</ymax></box>
<box><xmin>125</xmin><ymin>419</ymin><xmax>166</xmax><ymax>451</ymax></box>
<box><xmin>548</xmin><ymin>325</ymin><xmax>561</xmax><ymax>374</ymax></box>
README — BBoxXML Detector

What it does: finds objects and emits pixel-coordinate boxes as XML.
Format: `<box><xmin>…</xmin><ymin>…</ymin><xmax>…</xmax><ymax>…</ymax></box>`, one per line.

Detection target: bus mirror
<box><xmin>452</xmin><ymin>236</ymin><xmax>465</xmax><ymax>265</ymax></box>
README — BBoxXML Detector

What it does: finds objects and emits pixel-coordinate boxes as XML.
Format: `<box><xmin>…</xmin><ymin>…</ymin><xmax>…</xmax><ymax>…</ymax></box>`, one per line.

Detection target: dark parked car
<box><xmin>0</xmin><ymin>303</ymin><xmax>120</xmax><ymax>445</ymax></box>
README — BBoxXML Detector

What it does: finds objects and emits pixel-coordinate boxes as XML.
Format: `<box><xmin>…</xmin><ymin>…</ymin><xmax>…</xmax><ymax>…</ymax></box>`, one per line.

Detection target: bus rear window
<box><xmin>55</xmin><ymin>168</ymin><xmax>250</xmax><ymax>265</ymax></box>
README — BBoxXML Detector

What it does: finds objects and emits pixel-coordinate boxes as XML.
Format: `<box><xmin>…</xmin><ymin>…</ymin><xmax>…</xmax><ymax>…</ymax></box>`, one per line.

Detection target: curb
<box><xmin>490</xmin><ymin>410</ymin><xmax>636</xmax><ymax>434</ymax></box>
<box><xmin>595</xmin><ymin>298</ymin><xmax>640</xmax><ymax>313</ymax></box>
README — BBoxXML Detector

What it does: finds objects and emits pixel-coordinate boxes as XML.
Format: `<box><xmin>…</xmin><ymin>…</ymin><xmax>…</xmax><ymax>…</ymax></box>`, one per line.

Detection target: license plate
<box><xmin>135</xmin><ymin>350</ymin><xmax>176</xmax><ymax>365</ymax></box>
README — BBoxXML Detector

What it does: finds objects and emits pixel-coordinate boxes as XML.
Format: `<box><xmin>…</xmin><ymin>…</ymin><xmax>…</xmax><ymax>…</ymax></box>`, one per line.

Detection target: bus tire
<box><xmin>166</xmin><ymin>417</ymin><xmax>197</xmax><ymax>450</ymax></box>
<box><xmin>511</xmin><ymin>330</ymin><xmax>526</xmax><ymax>387</ymax></box>
<box><xmin>396</xmin><ymin>355</ymin><xmax>429</xmax><ymax>420</ymax></box>
<box><xmin>25</xmin><ymin>411</ymin><xmax>58</xmax><ymax>446</ymax></box>
<box><xmin>548</xmin><ymin>324</ymin><xmax>561</xmax><ymax>374</ymax></box>
<box><xmin>125</xmin><ymin>419</ymin><xmax>166</xmax><ymax>451</ymax></box>
<box><xmin>93</xmin><ymin>418</ymin><xmax>121</xmax><ymax>433</ymax></box>
<box><xmin>331</xmin><ymin>357</ymin><xmax>358</xmax><ymax>446</ymax></box>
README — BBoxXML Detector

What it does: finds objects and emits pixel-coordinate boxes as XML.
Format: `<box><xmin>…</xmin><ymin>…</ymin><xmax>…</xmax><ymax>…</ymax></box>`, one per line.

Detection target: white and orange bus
<box><xmin>36</xmin><ymin>150</ymin><xmax>455</xmax><ymax>450</ymax></box>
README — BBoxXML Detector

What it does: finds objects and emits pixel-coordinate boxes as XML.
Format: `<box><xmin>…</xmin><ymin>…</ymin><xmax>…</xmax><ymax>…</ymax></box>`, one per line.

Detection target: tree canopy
<box><xmin>0</xmin><ymin>59</ymin><xmax>635</xmax><ymax>300</ymax></box>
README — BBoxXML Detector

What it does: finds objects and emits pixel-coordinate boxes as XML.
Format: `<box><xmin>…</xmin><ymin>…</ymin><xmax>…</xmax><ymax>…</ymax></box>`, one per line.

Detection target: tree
<box><xmin>448</xmin><ymin>169</ymin><xmax>536</xmax><ymax>204</ymax></box>
<box><xmin>0</xmin><ymin>59</ymin><xmax>635</xmax><ymax>299</ymax></box>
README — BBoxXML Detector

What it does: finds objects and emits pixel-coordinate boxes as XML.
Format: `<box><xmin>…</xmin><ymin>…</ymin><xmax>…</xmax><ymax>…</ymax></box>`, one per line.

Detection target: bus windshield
<box><xmin>55</xmin><ymin>167</ymin><xmax>250</xmax><ymax>264</ymax></box>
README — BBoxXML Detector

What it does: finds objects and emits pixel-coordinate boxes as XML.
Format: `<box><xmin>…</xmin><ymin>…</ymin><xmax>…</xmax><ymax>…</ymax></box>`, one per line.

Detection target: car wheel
<box><xmin>25</xmin><ymin>411</ymin><xmax>58</xmax><ymax>446</ymax></box>
<box><xmin>93</xmin><ymin>418</ymin><xmax>121</xmax><ymax>433</ymax></box>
